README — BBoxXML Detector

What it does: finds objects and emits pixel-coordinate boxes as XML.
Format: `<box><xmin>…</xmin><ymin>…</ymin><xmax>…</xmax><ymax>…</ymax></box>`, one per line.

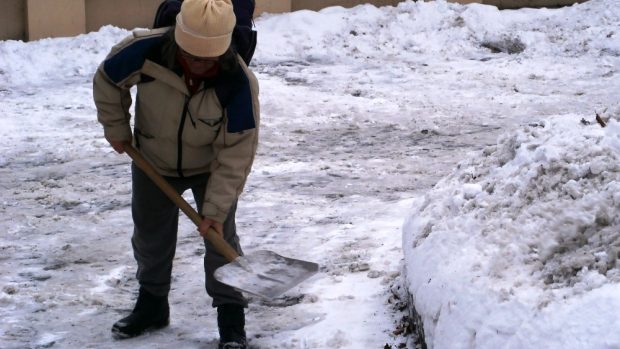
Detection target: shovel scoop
<box><xmin>124</xmin><ymin>144</ymin><xmax>319</xmax><ymax>299</ymax></box>
<box><xmin>215</xmin><ymin>250</ymin><xmax>319</xmax><ymax>299</ymax></box>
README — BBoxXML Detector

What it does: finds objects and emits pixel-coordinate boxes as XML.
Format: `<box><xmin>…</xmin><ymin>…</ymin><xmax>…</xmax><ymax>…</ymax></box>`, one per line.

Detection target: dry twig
<box><xmin>596</xmin><ymin>112</ymin><xmax>607</xmax><ymax>128</ymax></box>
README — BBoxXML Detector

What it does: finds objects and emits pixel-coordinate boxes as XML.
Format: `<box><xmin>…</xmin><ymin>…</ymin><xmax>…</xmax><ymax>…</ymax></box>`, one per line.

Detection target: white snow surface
<box><xmin>404</xmin><ymin>114</ymin><xmax>620</xmax><ymax>349</ymax></box>
<box><xmin>0</xmin><ymin>0</ymin><xmax>619</xmax><ymax>348</ymax></box>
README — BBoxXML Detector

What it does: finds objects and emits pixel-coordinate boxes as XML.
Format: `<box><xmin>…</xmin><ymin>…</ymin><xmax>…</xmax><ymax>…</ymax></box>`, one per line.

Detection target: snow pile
<box><xmin>0</xmin><ymin>26</ymin><xmax>127</xmax><ymax>88</ymax></box>
<box><xmin>255</xmin><ymin>0</ymin><xmax>620</xmax><ymax>64</ymax></box>
<box><xmin>403</xmin><ymin>108</ymin><xmax>620</xmax><ymax>349</ymax></box>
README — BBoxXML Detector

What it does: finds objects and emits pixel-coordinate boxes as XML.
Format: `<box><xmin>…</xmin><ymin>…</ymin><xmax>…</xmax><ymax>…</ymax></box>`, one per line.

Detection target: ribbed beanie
<box><xmin>175</xmin><ymin>0</ymin><xmax>236</xmax><ymax>57</ymax></box>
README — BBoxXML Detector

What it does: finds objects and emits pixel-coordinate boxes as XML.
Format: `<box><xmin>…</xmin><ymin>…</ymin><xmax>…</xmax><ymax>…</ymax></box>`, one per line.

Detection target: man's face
<box><xmin>179</xmin><ymin>49</ymin><xmax>219</xmax><ymax>75</ymax></box>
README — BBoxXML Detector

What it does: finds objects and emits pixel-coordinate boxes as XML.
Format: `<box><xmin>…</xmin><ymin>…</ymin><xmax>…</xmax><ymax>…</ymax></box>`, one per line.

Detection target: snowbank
<box><xmin>0</xmin><ymin>26</ymin><xmax>127</xmax><ymax>88</ymax></box>
<box><xmin>255</xmin><ymin>0</ymin><xmax>619</xmax><ymax>64</ymax></box>
<box><xmin>403</xmin><ymin>107</ymin><xmax>620</xmax><ymax>348</ymax></box>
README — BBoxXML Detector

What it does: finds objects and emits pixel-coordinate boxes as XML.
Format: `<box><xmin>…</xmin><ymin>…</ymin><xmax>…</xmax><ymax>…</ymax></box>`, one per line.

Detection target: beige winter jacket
<box><xmin>93</xmin><ymin>28</ymin><xmax>260</xmax><ymax>223</ymax></box>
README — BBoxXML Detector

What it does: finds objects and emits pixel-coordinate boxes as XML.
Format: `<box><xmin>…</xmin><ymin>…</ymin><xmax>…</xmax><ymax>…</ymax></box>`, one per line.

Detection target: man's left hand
<box><xmin>198</xmin><ymin>218</ymin><xmax>224</xmax><ymax>238</ymax></box>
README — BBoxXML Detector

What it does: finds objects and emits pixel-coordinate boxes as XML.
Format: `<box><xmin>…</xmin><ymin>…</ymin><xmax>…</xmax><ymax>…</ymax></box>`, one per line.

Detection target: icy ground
<box><xmin>0</xmin><ymin>0</ymin><xmax>619</xmax><ymax>348</ymax></box>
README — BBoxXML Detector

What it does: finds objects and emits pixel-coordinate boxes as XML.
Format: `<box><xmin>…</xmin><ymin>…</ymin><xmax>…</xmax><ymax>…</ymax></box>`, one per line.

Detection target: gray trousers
<box><xmin>130</xmin><ymin>163</ymin><xmax>247</xmax><ymax>307</ymax></box>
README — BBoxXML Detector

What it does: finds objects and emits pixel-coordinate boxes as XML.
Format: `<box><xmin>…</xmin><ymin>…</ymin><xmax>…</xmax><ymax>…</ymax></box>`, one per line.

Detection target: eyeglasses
<box><xmin>179</xmin><ymin>49</ymin><xmax>219</xmax><ymax>63</ymax></box>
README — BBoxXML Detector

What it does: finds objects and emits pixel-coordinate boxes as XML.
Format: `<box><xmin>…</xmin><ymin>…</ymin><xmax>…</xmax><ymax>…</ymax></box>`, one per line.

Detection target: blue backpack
<box><xmin>153</xmin><ymin>0</ymin><xmax>257</xmax><ymax>65</ymax></box>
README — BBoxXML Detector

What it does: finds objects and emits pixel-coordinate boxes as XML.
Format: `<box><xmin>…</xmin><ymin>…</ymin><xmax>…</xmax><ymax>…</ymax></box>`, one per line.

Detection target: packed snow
<box><xmin>0</xmin><ymin>0</ymin><xmax>618</xmax><ymax>348</ymax></box>
<box><xmin>404</xmin><ymin>110</ymin><xmax>620</xmax><ymax>349</ymax></box>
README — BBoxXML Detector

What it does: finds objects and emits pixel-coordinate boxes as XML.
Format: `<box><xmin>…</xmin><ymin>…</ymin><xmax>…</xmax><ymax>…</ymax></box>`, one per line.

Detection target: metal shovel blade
<box><xmin>214</xmin><ymin>250</ymin><xmax>319</xmax><ymax>299</ymax></box>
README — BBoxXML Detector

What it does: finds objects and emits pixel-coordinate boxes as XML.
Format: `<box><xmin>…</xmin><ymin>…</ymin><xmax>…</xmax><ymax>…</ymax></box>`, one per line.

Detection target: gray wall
<box><xmin>1</xmin><ymin>0</ymin><xmax>26</xmax><ymax>41</ymax></box>
<box><xmin>293</xmin><ymin>0</ymin><xmax>401</xmax><ymax>11</ymax></box>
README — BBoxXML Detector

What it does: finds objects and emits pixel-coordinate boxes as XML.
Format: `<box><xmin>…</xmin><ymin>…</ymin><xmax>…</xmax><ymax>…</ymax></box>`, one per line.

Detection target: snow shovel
<box><xmin>124</xmin><ymin>144</ymin><xmax>319</xmax><ymax>299</ymax></box>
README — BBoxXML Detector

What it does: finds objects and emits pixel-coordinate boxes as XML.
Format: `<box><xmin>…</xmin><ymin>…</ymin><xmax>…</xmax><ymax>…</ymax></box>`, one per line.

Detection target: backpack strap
<box><xmin>153</xmin><ymin>0</ymin><xmax>183</xmax><ymax>29</ymax></box>
<box><xmin>231</xmin><ymin>0</ymin><xmax>257</xmax><ymax>65</ymax></box>
<box><xmin>232</xmin><ymin>0</ymin><xmax>255</xmax><ymax>26</ymax></box>
<box><xmin>232</xmin><ymin>26</ymin><xmax>257</xmax><ymax>66</ymax></box>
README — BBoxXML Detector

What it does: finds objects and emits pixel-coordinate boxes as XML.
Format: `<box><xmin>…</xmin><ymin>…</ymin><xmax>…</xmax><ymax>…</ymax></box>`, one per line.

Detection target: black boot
<box><xmin>111</xmin><ymin>287</ymin><xmax>170</xmax><ymax>339</ymax></box>
<box><xmin>217</xmin><ymin>304</ymin><xmax>247</xmax><ymax>349</ymax></box>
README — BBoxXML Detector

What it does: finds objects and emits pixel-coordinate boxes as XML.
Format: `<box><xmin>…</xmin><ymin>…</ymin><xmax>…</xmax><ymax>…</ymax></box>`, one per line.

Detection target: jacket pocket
<box><xmin>184</xmin><ymin>115</ymin><xmax>223</xmax><ymax>147</ymax></box>
<box><xmin>198</xmin><ymin>117</ymin><xmax>222</xmax><ymax>127</ymax></box>
<box><xmin>135</xmin><ymin>128</ymin><xmax>154</xmax><ymax>138</ymax></box>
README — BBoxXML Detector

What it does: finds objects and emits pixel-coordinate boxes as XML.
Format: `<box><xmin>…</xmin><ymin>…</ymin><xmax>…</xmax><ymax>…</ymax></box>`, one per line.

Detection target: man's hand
<box><xmin>109</xmin><ymin>140</ymin><xmax>126</xmax><ymax>154</ymax></box>
<box><xmin>198</xmin><ymin>218</ymin><xmax>224</xmax><ymax>238</ymax></box>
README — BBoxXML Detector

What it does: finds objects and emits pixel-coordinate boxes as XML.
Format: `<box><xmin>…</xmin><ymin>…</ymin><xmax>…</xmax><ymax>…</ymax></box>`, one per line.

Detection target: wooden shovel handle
<box><xmin>124</xmin><ymin>143</ymin><xmax>240</xmax><ymax>262</ymax></box>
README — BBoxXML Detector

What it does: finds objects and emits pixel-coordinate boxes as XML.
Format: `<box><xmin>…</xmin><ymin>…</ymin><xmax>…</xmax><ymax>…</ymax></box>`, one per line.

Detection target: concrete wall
<box><xmin>86</xmin><ymin>0</ymin><xmax>161</xmax><ymax>33</ymax></box>
<box><xmin>448</xmin><ymin>0</ymin><xmax>587</xmax><ymax>8</ymax></box>
<box><xmin>292</xmin><ymin>0</ymin><xmax>401</xmax><ymax>11</ymax></box>
<box><xmin>0</xmin><ymin>0</ymin><xmax>26</xmax><ymax>41</ymax></box>
<box><xmin>256</xmin><ymin>0</ymin><xmax>292</xmax><ymax>14</ymax></box>
<box><xmin>27</xmin><ymin>0</ymin><xmax>86</xmax><ymax>41</ymax></box>
<box><xmin>0</xmin><ymin>0</ymin><xmax>590</xmax><ymax>41</ymax></box>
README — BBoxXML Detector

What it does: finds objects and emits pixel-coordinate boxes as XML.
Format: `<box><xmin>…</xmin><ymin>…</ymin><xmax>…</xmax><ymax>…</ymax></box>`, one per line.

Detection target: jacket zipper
<box><xmin>177</xmin><ymin>95</ymin><xmax>190</xmax><ymax>178</ymax></box>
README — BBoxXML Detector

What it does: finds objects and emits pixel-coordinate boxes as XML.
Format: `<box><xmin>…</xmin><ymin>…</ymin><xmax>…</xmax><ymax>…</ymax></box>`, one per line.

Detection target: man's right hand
<box><xmin>109</xmin><ymin>140</ymin><xmax>126</xmax><ymax>154</ymax></box>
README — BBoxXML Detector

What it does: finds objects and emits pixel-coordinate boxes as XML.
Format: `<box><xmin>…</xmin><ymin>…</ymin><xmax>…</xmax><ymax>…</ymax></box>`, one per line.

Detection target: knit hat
<box><xmin>175</xmin><ymin>0</ymin><xmax>236</xmax><ymax>57</ymax></box>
